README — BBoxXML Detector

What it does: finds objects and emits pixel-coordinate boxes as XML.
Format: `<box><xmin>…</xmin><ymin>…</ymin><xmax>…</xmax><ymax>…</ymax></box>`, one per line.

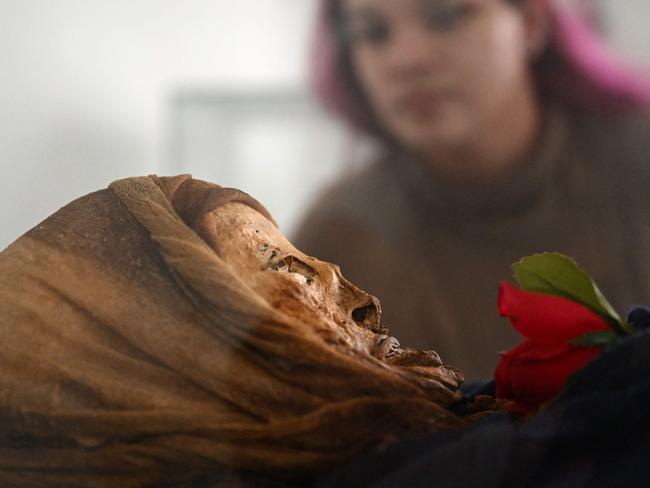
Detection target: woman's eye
<box><xmin>361</xmin><ymin>20</ymin><xmax>390</xmax><ymax>44</ymax></box>
<box><xmin>423</xmin><ymin>1</ymin><xmax>472</xmax><ymax>32</ymax></box>
<box><xmin>343</xmin><ymin>17</ymin><xmax>391</xmax><ymax>46</ymax></box>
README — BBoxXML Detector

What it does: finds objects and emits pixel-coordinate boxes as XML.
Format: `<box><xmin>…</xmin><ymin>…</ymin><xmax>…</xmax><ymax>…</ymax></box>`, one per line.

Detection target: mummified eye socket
<box><xmin>270</xmin><ymin>255</ymin><xmax>292</xmax><ymax>272</ymax></box>
<box><xmin>269</xmin><ymin>255</ymin><xmax>318</xmax><ymax>285</ymax></box>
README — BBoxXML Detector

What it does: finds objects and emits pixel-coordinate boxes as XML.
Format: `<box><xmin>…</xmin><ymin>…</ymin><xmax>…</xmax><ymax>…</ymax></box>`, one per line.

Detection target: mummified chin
<box><xmin>386</xmin><ymin>345</ymin><xmax>464</xmax><ymax>388</ymax></box>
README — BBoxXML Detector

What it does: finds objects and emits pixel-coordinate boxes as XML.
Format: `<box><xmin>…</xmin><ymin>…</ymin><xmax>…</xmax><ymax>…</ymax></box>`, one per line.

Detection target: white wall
<box><xmin>0</xmin><ymin>0</ymin><xmax>317</xmax><ymax>248</ymax></box>
<box><xmin>601</xmin><ymin>0</ymin><xmax>650</xmax><ymax>64</ymax></box>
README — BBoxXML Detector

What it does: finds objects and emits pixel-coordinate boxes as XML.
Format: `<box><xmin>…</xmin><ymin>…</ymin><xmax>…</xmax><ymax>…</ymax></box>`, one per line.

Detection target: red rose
<box><xmin>495</xmin><ymin>282</ymin><xmax>610</xmax><ymax>412</ymax></box>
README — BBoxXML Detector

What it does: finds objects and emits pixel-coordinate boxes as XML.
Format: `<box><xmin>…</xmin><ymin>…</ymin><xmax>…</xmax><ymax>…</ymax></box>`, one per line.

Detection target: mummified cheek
<box><xmin>253</xmin><ymin>272</ymin><xmax>363</xmax><ymax>345</ymax></box>
<box><xmin>255</xmin><ymin>272</ymin><xmax>323</xmax><ymax>318</ymax></box>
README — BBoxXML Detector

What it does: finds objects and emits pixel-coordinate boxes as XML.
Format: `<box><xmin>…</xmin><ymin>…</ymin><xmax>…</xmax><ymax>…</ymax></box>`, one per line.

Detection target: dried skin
<box><xmin>0</xmin><ymin>175</ymin><xmax>471</xmax><ymax>486</ymax></box>
<box><xmin>199</xmin><ymin>202</ymin><xmax>464</xmax><ymax>403</ymax></box>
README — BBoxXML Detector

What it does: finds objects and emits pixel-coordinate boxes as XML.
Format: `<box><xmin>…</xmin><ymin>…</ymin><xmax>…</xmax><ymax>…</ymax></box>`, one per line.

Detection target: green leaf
<box><xmin>570</xmin><ymin>330</ymin><xmax>620</xmax><ymax>347</ymax></box>
<box><xmin>512</xmin><ymin>253</ymin><xmax>628</xmax><ymax>334</ymax></box>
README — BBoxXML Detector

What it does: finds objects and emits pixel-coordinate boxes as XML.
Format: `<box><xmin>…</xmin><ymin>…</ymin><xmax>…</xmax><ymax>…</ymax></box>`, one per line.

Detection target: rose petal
<box><xmin>495</xmin><ymin>340</ymin><xmax>555</xmax><ymax>400</ymax></box>
<box><xmin>495</xmin><ymin>340</ymin><xmax>600</xmax><ymax>408</ymax></box>
<box><xmin>499</xmin><ymin>339</ymin><xmax>570</xmax><ymax>361</ymax></box>
<box><xmin>498</xmin><ymin>282</ymin><xmax>610</xmax><ymax>342</ymax></box>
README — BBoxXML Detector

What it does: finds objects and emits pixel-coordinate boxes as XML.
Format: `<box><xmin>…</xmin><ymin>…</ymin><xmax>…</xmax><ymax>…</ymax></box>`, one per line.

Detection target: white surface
<box><xmin>601</xmin><ymin>0</ymin><xmax>650</xmax><ymax>64</ymax></box>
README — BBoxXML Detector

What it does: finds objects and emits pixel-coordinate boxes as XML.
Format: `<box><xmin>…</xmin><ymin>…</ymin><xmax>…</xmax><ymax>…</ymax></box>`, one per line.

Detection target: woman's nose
<box><xmin>384</xmin><ymin>25</ymin><xmax>440</xmax><ymax>78</ymax></box>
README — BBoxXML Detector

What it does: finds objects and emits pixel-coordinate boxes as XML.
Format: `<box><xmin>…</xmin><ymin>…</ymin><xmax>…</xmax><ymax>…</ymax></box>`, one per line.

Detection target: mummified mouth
<box><xmin>372</xmin><ymin>334</ymin><xmax>401</xmax><ymax>359</ymax></box>
<box><xmin>372</xmin><ymin>335</ymin><xmax>446</xmax><ymax>367</ymax></box>
<box><xmin>389</xmin><ymin>350</ymin><xmax>464</xmax><ymax>394</ymax></box>
<box><xmin>387</xmin><ymin>347</ymin><xmax>444</xmax><ymax>368</ymax></box>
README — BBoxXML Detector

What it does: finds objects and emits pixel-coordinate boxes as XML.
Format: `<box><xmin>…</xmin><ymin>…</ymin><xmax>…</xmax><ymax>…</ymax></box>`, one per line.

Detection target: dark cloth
<box><xmin>321</xmin><ymin>328</ymin><xmax>650</xmax><ymax>487</ymax></box>
<box><xmin>293</xmin><ymin>109</ymin><xmax>650</xmax><ymax>378</ymax></box>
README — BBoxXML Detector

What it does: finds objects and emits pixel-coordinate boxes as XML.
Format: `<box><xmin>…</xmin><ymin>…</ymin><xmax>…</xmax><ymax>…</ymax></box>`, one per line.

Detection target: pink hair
<box><xmin>312</xmin><ymin>0</ymin><xmax>650</xmax><ymax>137</ymax></box>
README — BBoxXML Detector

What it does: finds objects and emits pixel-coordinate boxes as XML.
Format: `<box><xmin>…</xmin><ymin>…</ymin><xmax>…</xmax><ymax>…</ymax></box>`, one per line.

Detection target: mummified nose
<box><xmin>351</xmin><ymin>296</ymin><xmax>382</xmax><ymax>327</ymax></box>
<box><xmin>334</xmin><ymin>272</ymin><xmax>383</xmax><ymax>328</ymax></box>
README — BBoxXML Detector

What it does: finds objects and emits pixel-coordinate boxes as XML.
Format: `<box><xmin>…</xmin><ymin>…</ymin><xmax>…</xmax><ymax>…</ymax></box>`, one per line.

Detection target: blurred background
<box><xmin>0</xmin><ymin>0</ymin><xmax>648</xmax><ymax>249</ymax></box>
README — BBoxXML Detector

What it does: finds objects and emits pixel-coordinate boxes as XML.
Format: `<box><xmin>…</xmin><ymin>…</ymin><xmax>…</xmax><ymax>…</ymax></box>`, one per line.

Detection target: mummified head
<box><xmin>157</xmin><ymin>177</ymin><xmax>473</xmax><ymax>468</ymax></box>
<box><xmin>198</xmin><ymin>199</ymin><xmax>463</xmax><ymax>396</ymax></box>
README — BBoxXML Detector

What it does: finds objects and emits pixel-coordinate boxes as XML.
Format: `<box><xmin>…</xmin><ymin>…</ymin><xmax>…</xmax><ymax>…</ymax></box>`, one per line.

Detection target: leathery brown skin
<box><xmin>200</xmin><ymin>202</ymin><xmax>464</xmax><ymax>400</ymax></box>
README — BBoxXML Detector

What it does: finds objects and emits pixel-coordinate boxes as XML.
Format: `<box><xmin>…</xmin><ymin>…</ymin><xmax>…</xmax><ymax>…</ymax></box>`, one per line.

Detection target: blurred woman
<box><xmin>294</xmin><ymin>0</ymin><xmax>650</xmax><ymax>378</ymax></box>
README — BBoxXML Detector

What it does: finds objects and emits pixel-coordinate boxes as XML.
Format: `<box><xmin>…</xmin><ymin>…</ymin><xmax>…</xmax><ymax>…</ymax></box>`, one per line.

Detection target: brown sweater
<box><xmin>294</xmin><ymin>109</ymin><xmax>650</xmax><ymax>379</ymax></box>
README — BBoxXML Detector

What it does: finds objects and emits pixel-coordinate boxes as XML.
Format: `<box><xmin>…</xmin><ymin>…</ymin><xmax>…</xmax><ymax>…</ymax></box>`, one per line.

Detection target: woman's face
<box><xmin>341</xmin><ymin>0</ymin><xmax>539</xmax><ymax>157</ymax></box>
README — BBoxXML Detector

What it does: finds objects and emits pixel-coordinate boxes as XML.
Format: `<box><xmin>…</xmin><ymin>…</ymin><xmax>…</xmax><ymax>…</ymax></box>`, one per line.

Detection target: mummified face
<box><xmin>203</xmin><ymin>202</ymin><xmax>462</xmax><ymax>390</ymax></box>
<box><xmin>204</xmin><ymin>202</ymin><xmax>382</xmax><ymax>344</ymax></box>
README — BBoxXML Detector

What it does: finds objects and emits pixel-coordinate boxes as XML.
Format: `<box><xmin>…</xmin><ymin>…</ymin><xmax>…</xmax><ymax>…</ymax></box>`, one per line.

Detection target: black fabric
<box><xmin>321</xmin><ymin>328</ymin><xmax>650</xmax><ymax>487</ymax></box>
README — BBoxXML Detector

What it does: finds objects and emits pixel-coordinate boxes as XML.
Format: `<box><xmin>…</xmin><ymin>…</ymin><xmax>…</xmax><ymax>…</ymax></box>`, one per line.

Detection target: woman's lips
<box><xmin>394</xmin><ymin>90</ymin><xmax>442</xmax><ymax>117</ymax></box>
